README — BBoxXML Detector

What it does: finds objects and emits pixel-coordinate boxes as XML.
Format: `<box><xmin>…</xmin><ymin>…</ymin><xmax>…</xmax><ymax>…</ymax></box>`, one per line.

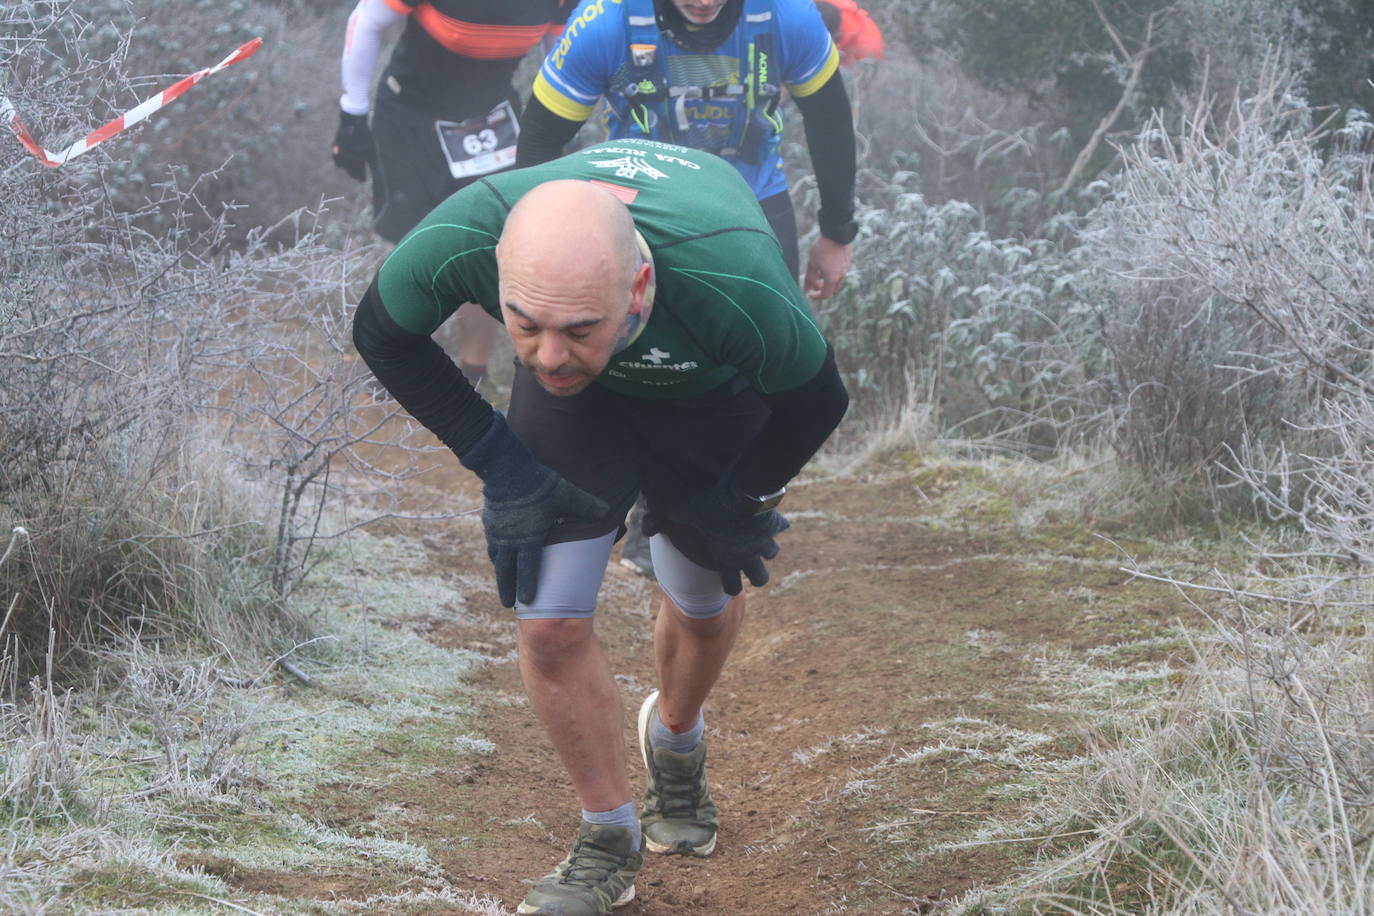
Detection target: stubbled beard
<box><xmin>521</xmin><ymin>359</ymin><xmax>596</xmax><ymax>396</ymax></box>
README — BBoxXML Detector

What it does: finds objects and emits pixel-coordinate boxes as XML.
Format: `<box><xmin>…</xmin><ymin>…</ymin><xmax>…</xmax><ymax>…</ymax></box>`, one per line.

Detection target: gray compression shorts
<box><xmin>515</xmin><ymin>532</ymin><xmax>729</xmax><ymax>621</ymax></box>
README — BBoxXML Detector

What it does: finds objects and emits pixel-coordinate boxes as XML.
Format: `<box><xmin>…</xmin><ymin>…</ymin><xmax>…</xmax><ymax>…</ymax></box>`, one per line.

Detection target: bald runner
<box><xmin>352</xmin><ymin>138</ymin><xmax>848</xmax><ymax>915</ymax></box>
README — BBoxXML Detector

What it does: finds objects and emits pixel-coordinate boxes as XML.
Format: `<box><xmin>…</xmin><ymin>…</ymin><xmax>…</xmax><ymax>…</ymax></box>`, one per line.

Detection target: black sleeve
<box><xmin>516</xmin><ymin>94</ymin><xmax>585</xmax><ymax>168</ymax></box>
<box><xmin>791</xmin><ymin>71</ymin><xmax>856</xmax><ymax>242</ymax></box>
<box><xmin>732</xmin><ymin>346</ymin><xmax>849</xmax><ymax>496</ymax></box>
<box><xmin>352</xmin><ymin>280</ymin><xmax>495</xmax><ymax>458</ymax></box>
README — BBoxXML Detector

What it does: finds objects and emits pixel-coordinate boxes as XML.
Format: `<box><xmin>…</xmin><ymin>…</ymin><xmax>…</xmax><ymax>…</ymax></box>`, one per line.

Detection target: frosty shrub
<box><xmin>979</xmin><ymin>75</ymin><xmax>1374</xmax><ymax>915</ymax></box>
<box><xmin>1221</xmin><ymin>110</ymin><xmax>1374</xmax><ymax>582</ymax></box>
<box><xmin>885</xmin><ymin>0</ymin><xmax>1363</xmax><ymax>187</ymax></box>
<box><xmin>0</xmin><ymin>4</ymin><xmax>422</xmax><ymax>679</ymax></box>
<box><xmin>1077</xmin><ymin>70</ymin><xmax>1371</xmax><ymax>483</ymax></box>
<box><xmin>807</xmin><ymin>169</ymin><xmax>1098</xmax><ymax>450</ymax></box>
<box><xmin>111</xmin><ymin>641</ymin><xmax>261</xmax><ymax>800</ymax></box>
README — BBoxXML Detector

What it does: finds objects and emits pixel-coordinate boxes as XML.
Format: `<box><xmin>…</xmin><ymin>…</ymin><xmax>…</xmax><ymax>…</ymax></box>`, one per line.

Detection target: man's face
<box><xmin>498</xmin><ymin>262</ymin><xmax>650</xmax><ymax>398</ymax></box>
<box><xmin>502</xmin><ymin>298</ymin><xmax>623</xmax><ymax>397</ymax></box>
<box><xmin>670</xmin><ymin>0</ymin><xmax>727</xmax><ymax>24</ymax></box>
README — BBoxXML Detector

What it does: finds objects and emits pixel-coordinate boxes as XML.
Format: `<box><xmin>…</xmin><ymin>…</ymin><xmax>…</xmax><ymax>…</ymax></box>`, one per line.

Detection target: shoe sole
<box><xmin>517</xmin><ymin>883</ymin><xmax>635</xmax><ymax>913</ymax></box>
<box><xmin>636</xmin><ymin>689</ymin><xmax>658</xmax><ymax>775</ymax></box>
<box><xmin>618</xmin><ymin>556</ymin><xmax>653</xmax><ymax>577</ymax></box>
<box><xmin>637</xmin><ymin>690</ymin><xmax>717</xmax><ymax>857</ymax></box>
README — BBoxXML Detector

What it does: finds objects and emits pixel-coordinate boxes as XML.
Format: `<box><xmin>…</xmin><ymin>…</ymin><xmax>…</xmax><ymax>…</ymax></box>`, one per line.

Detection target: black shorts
<box><xmin>369</xmin><ymin>88</ymin><xmax>513</xmax><ymax>242</ymax></box>
<box><xmin>505</xmin><ymin>365</ymin><xmax>771</xmax><ymax>570</ymax></box>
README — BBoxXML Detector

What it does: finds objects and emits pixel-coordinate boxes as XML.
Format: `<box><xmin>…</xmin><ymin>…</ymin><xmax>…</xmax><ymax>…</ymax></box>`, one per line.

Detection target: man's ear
<box><xmin>629</xmin><ymin>261</ymin><xmax>653</xmax><ymax>313</ymax></box>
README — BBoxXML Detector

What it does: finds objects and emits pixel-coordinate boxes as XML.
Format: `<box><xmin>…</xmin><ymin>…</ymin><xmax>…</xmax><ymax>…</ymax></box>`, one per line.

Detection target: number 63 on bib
<box><xmin>435</xmin><ymin>98</ymin><xmax>520</xmax><ymax>180</ymax></box>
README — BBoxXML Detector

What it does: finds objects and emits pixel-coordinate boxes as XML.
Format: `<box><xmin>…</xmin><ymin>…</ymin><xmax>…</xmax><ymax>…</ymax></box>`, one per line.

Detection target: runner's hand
<box><xmin>802</xmin><ymin>236</ymin><xmax>853</xmax><ymax>300</ymax></box>
<box><xmin>331</xmin><ymin>110</ymin><xmax>372</xmax><ymax>183</ymax></box>
<box><xmin>674</xmin><ymin>480</ymin><xmax>791</xmax><ymax>596</ymax></box>
<box><xmin>459</xmin><ymin>414</ymin><xmax>608</xmax><ymax>607</ymax></box>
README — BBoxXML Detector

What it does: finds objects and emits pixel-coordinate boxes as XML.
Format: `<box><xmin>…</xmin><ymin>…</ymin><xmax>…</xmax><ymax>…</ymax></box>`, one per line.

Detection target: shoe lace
<box><xmin>560</xmin><ymin>837</ymin><xmax>630</xmax><ymax>888</ymax></box>
<box><xmin>654</xmin><ymin>759</ymin><xmax>706</xmax><ymax>817</ymax></box>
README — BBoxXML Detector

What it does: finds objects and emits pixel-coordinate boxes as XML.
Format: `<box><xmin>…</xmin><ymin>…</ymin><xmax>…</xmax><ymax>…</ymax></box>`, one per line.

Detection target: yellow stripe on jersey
<box><xmin>533</xmin><ymin>72</ymin><xmax>596</xmax><ymax>122</ymax></box>
<box><xmin>787</xmin><ymin>43</ymin><xmax>839</xmax><ymax>98</ymax></box>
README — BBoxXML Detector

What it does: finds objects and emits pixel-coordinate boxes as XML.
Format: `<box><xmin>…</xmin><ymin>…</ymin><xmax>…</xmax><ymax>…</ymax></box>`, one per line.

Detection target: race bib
<box><xmin>435</xmin><ymin>99</ymin><xmax>519</xmax><ymax>180</ymax></box>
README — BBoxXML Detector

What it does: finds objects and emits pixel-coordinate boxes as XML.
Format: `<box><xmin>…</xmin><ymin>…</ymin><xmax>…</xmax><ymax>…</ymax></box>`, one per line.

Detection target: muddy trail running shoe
<box><xmin>517</xmin><ymin>821</ymin><xmax>642</xmax><ymax>915</ymax></box>
<box><xmin>637</xmin><ymin>689</ymin><xmax>720</xmax><ymax>856</ymax></box>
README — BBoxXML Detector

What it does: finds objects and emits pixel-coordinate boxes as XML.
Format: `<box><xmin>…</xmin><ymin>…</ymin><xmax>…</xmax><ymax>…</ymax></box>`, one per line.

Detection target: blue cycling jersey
<box><xmin>534</xmin><ymin>0</ymin><xmax>838</xmax><ymax>199</ymax></box>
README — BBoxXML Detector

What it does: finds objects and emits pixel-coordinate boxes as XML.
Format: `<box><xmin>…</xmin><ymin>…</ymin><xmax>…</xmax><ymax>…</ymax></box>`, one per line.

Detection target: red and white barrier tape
<box><xmin>1</xmin><ymin>37</ymin><xmax>262</xmax><ymax>168</ymax></box>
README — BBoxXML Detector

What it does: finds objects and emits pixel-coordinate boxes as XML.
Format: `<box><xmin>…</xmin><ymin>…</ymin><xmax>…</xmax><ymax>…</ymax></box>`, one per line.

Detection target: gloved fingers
<box><xmin>332</xmin><ymin>148</ymin><xmax>367</xmax><ymax>183</ymax></box>
<box><xmin>741</xmin><ymin>556</ymin><xmax>770</xmax><ymax>588</ymax></box>
<box><xmin>719</xmin><ymin>564</ymin><xmax>744</xmax><ymax>597</ymax></box>
<box><xmin>514</xmin><ymin>541</ymin><xmax>545</xmax><ymax>607</ymax></box>
<box><xmin>334</xmin><ymin>157</ymin><xmax>366</xmax><ymax>182</ymax></box>
<box><xmin>770</xmin><ymin>511</ymin><xmax>791</xmax><ymax>535</ymax></box>
<box><xmin>331</xmin><ymin>112</ymin><xmax>372</xmax><ymax>183</ymax></box>
<box><xmin>491</xmin><ymin>545</ymin><xmax>518</xmax><ymax>609</ymax></box>
<box><xmin>552</xmin><ymin>479</ymin><xmax>610</xmax><ymax>522</ymax></box>
<box><xmin>758</xmin><ymin>536</ymin><xmax>781</xmax><ymax>560</ymax></box>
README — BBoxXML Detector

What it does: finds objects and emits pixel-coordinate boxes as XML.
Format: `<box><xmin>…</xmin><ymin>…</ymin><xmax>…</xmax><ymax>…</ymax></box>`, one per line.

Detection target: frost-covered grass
<box><xmin>937</xmin><ymin>609</ymin><xmax>1374</xmax><ymax>915</ymax></box>
<box><xmin>792</xmin><ymin>728</ymin><xmax>890</xmax><ymax>766</ymax></box>
<box><xmin>835</xmin><ymin>609</ymin><xmax>1197</xmax><ymax>906</ymax></box>
<box><xmin>879</xmin><ymin>545</ymin><xmax>1374</xmax><ymax>915</ymax></box>
<box><xmin>0</xmin><ymin>527</ymin><xmax>504</xmax><ymax>913</ymax></box>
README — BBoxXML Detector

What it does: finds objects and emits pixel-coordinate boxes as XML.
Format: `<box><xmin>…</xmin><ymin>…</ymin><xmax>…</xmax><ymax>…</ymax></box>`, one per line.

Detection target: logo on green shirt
<box><xmin>590</xmin><ymin>155</ymin><xmax>669</xmax><ymax>180</ymax></box>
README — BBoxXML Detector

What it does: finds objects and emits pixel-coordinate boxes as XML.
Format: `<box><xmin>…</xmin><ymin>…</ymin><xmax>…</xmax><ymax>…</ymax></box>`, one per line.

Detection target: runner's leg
<box><xmin>514</xmin><ymin>537</ymin><xmax>644</xmax><ymax>911</ymax></box>
<box><xmin>368</xmin><ymin>88</ymin><xmax>447</xmax><ymax>243</ymax></box>
<box><xmin>636</xmin><ymin>534</ymin><xmax>734</xmax><ymax>856</ymax></box>
<box><xmin>456</xmin><ymin>307</ymin><xmax>499</xmax><ymax>385</ymax></box>
<box><xmin>654</xmin><ymin>595</ymin><xmax>743</xmax><ymax>729</ymax></box>
<box><xmin>517</xmin><ymin>621</ymin><xmax>630</xmax><ymax>809</ymax></box>
<box><xmin>648</xmin><ymin>536</ymin><xmax>744</xmax><ymax>732</ymax></box>
<box><xmin>514</xmin><ymin>533</ymin><xmax>632</xmax><ymax>811</ymax></box>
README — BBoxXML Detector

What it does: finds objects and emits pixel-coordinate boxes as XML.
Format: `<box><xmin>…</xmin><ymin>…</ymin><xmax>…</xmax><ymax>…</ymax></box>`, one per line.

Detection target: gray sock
<box><xmin>651</xmin><ymin>707</ymin><xmax>704</xmax><ymax>754</ymax></box>
<box><xmin>581</xmin><ymin>800</ymin><xmax>641</xmax><ymax>850</ymax></box>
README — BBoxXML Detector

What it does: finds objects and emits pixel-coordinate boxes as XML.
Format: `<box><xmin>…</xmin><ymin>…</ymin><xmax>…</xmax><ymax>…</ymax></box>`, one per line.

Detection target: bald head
<box><xmin>500</xmin><ymin>180</ymin><xmax>640</xmax><ymax>298</ymax></box>
<box><xmin>495</xmin><ymin>180</ymin><xmax>653</xmax><ymax>397</ymax></box>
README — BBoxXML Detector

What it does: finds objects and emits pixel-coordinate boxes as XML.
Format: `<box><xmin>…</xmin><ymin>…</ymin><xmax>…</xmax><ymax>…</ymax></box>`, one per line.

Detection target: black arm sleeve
<box><xmin>515</xmin><ymin>94</ymin><xmax>586</xmax><ymax>168</ymax></box>
<box><xmin>732</xmin><ymin>346</ymin><xmax>849</xmax><ymax>496</ymax></box>
<box><xmin>791</xmin><ymin>71</ymin><xmax>856</xmax><ymax>242</ymax></box>
<box><xmin>352</xmin><ymin>280</ymin><xmax>495</xmax><ymax>458</ymax></box>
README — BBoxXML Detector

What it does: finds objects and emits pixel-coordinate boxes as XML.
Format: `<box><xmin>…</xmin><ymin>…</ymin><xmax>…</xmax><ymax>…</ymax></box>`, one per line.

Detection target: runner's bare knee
<box><xmin>519</xmin><ymin>617</ymin><xmax>595</xmax><ymax>674</ymax></box>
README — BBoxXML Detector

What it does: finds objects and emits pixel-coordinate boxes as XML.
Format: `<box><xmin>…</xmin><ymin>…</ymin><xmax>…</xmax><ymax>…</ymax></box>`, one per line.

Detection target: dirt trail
<box><xmin>256</xmin><ymin>455</ymin><xmax>1195</xmax><ymax>914</ymax></box>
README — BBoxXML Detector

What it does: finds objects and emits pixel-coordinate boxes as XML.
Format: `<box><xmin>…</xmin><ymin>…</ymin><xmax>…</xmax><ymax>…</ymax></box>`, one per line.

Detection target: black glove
<box><xmin>673</xmin><ymin>478</ymin><xmax>791</xmax><ymax>596</ymax></box>
<box><xmin>331</xmin><ymin>110</ymin><xmax>372</xmax><ymax>182</ymax></box>
<box><xmin>459</xmin><ymin>414</ymin><xmax>609</xmax><ymax>607</ymax></box>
